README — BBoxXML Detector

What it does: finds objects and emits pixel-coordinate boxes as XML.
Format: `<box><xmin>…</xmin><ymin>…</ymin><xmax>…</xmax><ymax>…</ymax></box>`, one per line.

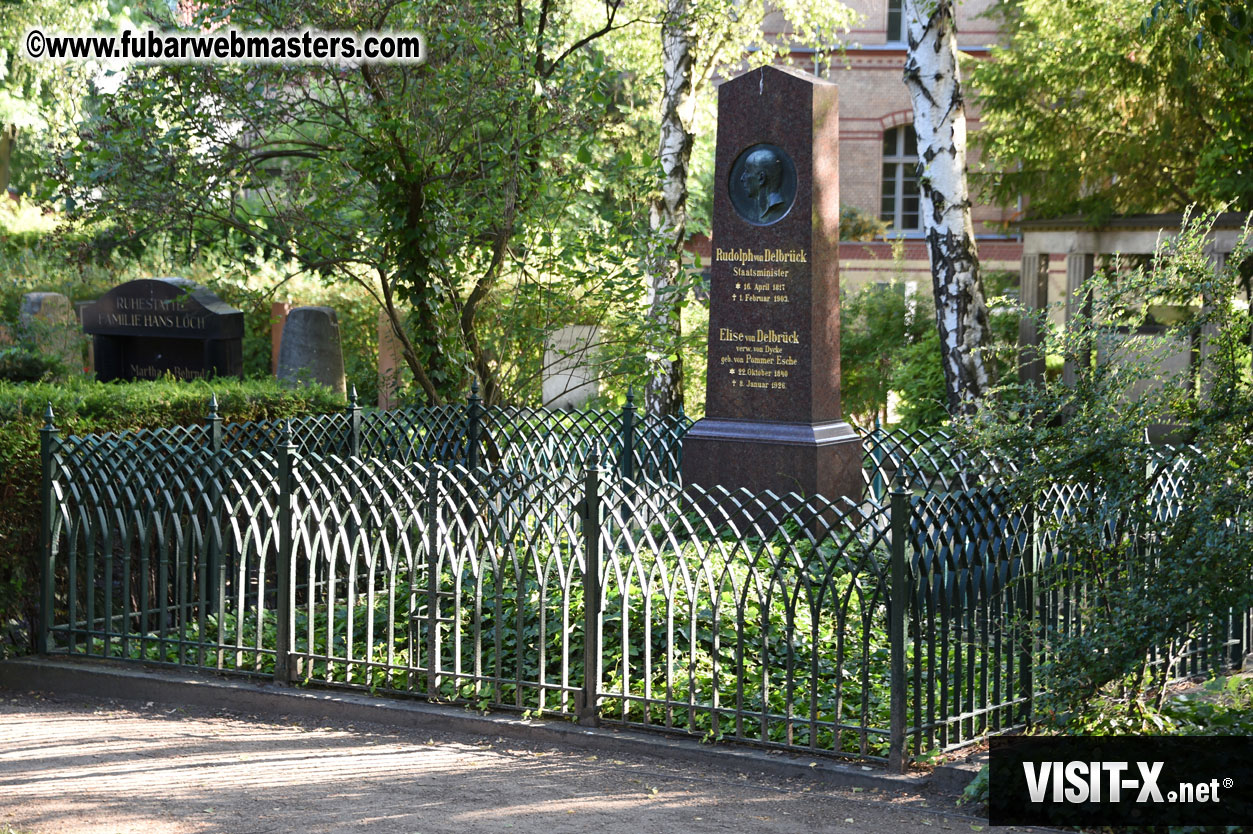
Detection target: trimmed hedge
<box><xmin>0</xmin><ymin>376</ymin><xmax>345</xmax><ymax>656</ymax></box>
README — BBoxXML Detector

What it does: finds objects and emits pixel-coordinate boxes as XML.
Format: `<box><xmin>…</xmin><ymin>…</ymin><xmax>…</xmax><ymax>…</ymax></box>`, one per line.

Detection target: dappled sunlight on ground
<box><xmin>0</xmin><ymin>692</ymin><xmax>1045</xmax><ymax>834</ymax></box>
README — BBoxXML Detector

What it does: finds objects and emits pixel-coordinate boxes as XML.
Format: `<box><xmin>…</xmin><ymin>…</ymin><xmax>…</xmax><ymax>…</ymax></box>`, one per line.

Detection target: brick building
<box><xmin>820</xmin><ymin>0</ymin><xmax>1021</xmax><ymax>292</ymax></box>
<box><xmin>693</xmin><ymin>0</ymin><xmax>1023</xmax><ymax>295</ymax></box>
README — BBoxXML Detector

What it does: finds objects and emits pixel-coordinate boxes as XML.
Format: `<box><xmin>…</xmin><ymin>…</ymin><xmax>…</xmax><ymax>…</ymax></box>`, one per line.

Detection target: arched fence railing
<box><xmin>34</xmin><ymin>399</ymin><xmax>1253</xmax><ymax>770</ymax></box>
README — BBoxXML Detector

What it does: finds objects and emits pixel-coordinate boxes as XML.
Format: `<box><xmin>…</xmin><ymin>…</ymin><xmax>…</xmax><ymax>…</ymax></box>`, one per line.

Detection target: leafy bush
<box><xmin>839</xmin><ymin>257</ymin><xmax>1017</xmax><ymax>431</ymax></box>
<box><xmin>0</xmin><ymin>347</ymin><xmax>70</xmax><ymax>383</ymax></box>
<box><xmin>1162</xmin><ymin>676</ymin><xmax>1253</xmax><ymax>736</ymax></box>
<box><xmin>839</xmin><ymin>280</ymin><xmax>949</xmax><ymax>429</ymax></box>
<box><xmin>892</xmin><ymin>325</ymin><xmax>949</xmax><ymax>429</ymax></box>
<box><xmin>968</xmin><ymin>210</ymin><xmax>1253</xmax><ymax>723</ymax></box>
<box><xmin>0</xmin><ymin>376</ymin><xmax>344</xmax><ymax>657</ymax></box>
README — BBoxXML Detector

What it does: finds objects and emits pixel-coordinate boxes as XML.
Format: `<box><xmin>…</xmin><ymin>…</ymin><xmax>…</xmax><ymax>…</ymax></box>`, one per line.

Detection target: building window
<box><xmin>887</xmin><ymin>0</ymin><xmax>904</xmax><ymax>42</ymax></box>
<box><xmin>880</xmin><ymin>125</ymin><xmax>921</xmax><ymax>232</ymax></box>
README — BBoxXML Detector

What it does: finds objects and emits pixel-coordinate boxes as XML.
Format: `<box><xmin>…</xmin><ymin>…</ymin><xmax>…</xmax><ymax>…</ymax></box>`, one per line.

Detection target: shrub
<box><xmin>0</xmin><ymin>376</ymin><xmax>344</xmax><ymax>657</ymax></box>
<box><xmin>0</xmin><ymin>347</ymin><xmax>70</xmax><ymax>383</ymax></box>
<box><xmin>839</xmin><ymin>280</ymin><xmax>948</xmax><ymax>428</ymax></box>
<box><xmin>967</xmin><ymin>210</ymin><xmax>1253</xmax><ymax>723</ymax></box>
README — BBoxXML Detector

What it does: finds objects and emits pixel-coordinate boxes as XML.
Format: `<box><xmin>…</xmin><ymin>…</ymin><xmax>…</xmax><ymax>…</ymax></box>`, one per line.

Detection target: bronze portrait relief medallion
<box><xmin>728</xmin><ymin>143</ymin><xmax>797</xmax><ymax>226</ymax></box>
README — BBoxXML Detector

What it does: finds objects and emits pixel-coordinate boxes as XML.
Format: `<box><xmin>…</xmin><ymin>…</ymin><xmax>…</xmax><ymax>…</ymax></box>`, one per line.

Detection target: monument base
<box><xmin>680</xmin><ymin>418</ymin><xmax>864</xmax><ymax>502</ymax></box>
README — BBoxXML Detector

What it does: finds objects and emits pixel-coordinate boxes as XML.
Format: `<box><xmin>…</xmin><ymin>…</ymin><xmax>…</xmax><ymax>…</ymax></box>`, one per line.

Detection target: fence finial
<box><xmin>470</xmin><ymin>378</ymin><xmax>480</xmax><ymax>400</ymax></box>
<box><xmin>626</xmin><ymin>385</ymin><xmax>634</xmax><ymax>406</ymax></box>
<box><xmin>42</xmin><ymin>402</ymin><xmax>56</xmax><ymax>430</ymax></box>
<box><xmin>891</xmin><ymin>466</ymin><xmax>913</xmax><ymax>493</ymax></box>
<box><xmin>208</xmin><ymin>393</ymin><xmax>219</xmax><ymax>421</ymax></box>
<box><xmin>280</xmin><ymin>418</ymin><xmax>294</xmax><ymax>446</ymax></box>
<box><xmin>349</xmin><ymin>385</ymin><xmax>359</xmax><ymax>408</ymax></box>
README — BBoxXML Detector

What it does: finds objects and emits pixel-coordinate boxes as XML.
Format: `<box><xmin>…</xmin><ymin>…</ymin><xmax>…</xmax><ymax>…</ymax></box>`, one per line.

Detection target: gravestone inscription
<box><xmin>682</xmin><ymin>66</ymin><xmax>862</xmax><ymax>501</ymax></box>
<box><xmin>83</xmin><ymin>278</ymin><xmax>244</xmax><ymax>382</ymax></box>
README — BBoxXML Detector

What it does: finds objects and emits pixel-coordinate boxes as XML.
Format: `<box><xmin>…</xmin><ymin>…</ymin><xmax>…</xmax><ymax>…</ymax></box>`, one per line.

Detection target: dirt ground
<box><xmin>0</xmin><ymin>689</ymin><xmax>1056</xmax><ymax>834</ymax></box>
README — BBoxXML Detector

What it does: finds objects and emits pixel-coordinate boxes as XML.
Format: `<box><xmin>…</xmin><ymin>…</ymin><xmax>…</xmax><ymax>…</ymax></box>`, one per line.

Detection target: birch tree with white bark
<box><xmin>902</xmin><ymin>0</ymin><xmax>991</xmax><ymax>414</ymax></box>
<box><xmin>644</xmin><ymin>0</ymin><xmax>695</xmax><ymax>417</ymax></box>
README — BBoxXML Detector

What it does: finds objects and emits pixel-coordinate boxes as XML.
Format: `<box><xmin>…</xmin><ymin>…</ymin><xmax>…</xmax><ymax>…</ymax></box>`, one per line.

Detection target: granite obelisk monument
<box><xmin>682</xmin><ymin>65</ymin><xmax>862</xmax><ymax>500</ymax></box>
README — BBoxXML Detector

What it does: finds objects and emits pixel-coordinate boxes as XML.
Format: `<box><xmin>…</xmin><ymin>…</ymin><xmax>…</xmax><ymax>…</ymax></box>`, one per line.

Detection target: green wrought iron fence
<box><xmin>35</xmin><ymin>398</ymin><xmax>1253</xmax><ymax>771</ymax></box>
<box><xmin>213</xmin><ymin>385</ymin><xmax>693</xmax><ymax>481</ymax></box>
<box><xmin>859</xmin><ymin>424</ymin><xmax>1014</xmax><ymax>501</ymax></box>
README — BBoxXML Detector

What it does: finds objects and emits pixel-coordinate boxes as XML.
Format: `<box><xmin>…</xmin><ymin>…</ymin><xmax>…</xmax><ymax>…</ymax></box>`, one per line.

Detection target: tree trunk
<box><xmin>0</xmin><ymin>125</ymin><xmax>16</xmax><ymax>195</ymax></box>
<box><xmin>644</xmin><ymin>0</ymin><xmax>695</xmax><ymax>418</ymax></box>
<box><xmin>902</xmin><ymin>0</ymin><xmax>990</xmax><ymax>415</ymax></box>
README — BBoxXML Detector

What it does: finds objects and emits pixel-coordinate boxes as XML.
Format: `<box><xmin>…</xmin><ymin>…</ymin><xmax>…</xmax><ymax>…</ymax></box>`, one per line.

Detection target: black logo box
<box><xmin>989</xmin><ymin>736</ymin><xmax>1253</xmax><ymax>827</ymax></box>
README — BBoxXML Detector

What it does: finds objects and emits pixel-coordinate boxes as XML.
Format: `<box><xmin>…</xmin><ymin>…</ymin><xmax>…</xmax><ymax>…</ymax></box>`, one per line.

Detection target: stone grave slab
<box><xmin>83</xmin><ymin>278</ymin><xmax>243</xmax><ymax>381</ymax></box>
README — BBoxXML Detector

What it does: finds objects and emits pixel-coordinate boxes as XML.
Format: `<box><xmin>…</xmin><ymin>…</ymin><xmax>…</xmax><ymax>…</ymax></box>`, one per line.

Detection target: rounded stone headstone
<box><xmin>19</xmin><ymin>291</ymin><xmax>80</xmax><ymax>371</ymax></box>
<box><xmin>277</xmin><ymin>306</ymin><xmax>347</xmax><ymax>396</ymax></box>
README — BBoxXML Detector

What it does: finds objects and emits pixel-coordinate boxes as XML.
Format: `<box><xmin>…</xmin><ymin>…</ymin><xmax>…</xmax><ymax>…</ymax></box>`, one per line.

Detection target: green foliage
<box><xmin>0</xmin><ymin>346</ymin><xmax>69</xmax><ymax>382</ymax></box>
<box><xmin>0</xmin><ymin>0</ymin><xmax>117</xmax><ymax>194</ymax></box>
<box><xmin>1161</xmin><ymin>675</ymin><xmax>1253</xmax><ymax>736</ymax></box>
<box><xmin>1036</xmin><ymin>673</ymin><xmax>1253</xmax><ymax>739</ymax></box>
<box><xmin>958</xmin><ymin>764</ymin><xmax>989</xmax><ymax>808</ymax></box>
<box><xmin>839</xmin><ymin>255</ymin><xmax>1017</xmax><ymax>430</ymax></box>
<box><xmin>53</xmin><ymin>0</ymin><xmax>666</xmax><ymax>408</ymax></box>
<box><xmin>973</xmin><ymin>0</ymin><xmax>1253</xmax><ymax>217</ymax></box>
<box><xmin>839</xmin><ymin>204</ymin><xmax>889</xmax><ymax>242</ymax></box>
<box><xmin>892</xmin><ymin>325</ymin><xmax>949</xmax><ymax>429</ymax></box>
<box><xmin>0</xmin><ymin>377</ymin><xmax>343</xmax><ymax>655</ymax></box>
<box><xmin>838</xmin><ymin>280</ymin><xmax>957</xmax><ymax>430</ymax></box>
<box><xmin>968</xmin><ymin>210</ymin><xmax>1253</xmax><ymax>720</ymax></box>
<box><xmin>839</xmin><ymin>280</ymin><xmax>934</xmax><ymax>426</ymax></box>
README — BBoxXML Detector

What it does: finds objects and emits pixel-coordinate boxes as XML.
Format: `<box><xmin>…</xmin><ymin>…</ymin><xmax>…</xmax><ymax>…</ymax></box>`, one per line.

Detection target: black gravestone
<box><xmin>83</xmin><ymin>278</ymin><xmax>244</xmax><ymax>382</ymax></box>
<box><xmin>682</xmin><ymin>66</ymin><xmax>862</xmax><ymax>501</ymax></box>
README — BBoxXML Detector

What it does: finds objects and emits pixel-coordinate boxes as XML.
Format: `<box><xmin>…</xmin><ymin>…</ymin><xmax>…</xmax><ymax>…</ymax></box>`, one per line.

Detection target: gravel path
<box><xmin>0</xmin><ymin>690</ymin><xmax>1039</xmax><ymax>834</ymax></box>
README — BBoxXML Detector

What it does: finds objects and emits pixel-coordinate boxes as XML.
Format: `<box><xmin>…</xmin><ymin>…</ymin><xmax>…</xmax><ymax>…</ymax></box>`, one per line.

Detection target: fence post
<box><xmin>347</xmin><ymin>385</ymin><xmax>362</xmax><ymax>457</ymax></box>
<box><xmin>274</xmin><ymin>420</ymin><xmax>296</xmax><ymax>684</ymax></box>
<box><xmin>888</xmin><ymin>470</ymin><xmax>911</xmax><ymax>773</ymax></box>
<box><xmin>578</xmin><ymin>454</ymin><xmax>603</xmax><ymax>726</ymax></box>
<box><xmin>671</xmin><ymin>405</ymin><xmax>686</xmax><ymax>477</ymax></box>
<box><xmin>1021</xmin><ymin>501</ymin><xmax>1036</xmax><ymax>725</ymax></box>
<box><xmin>619</xmin><ymin>387</ymin><xmax>636</xmax><ymax>480</ymax></box>
<box><xmin>424</xmin><ymin>465</ymin><xmax>440</xmax><ymax>698</ymax></box>
<box><xmin>205</xmin><ymin>395</ymin><xmax>225</xmax><ymax>632</ymax></box>
<box><xmin>466</xmin><ymin>380</ymin><xmax>481</xmax><ymax>471</ymax></box>
<box><xmin>37</xmin><ymin>403</ymin><xmax>59</xmax><ymax>655</ymax></box>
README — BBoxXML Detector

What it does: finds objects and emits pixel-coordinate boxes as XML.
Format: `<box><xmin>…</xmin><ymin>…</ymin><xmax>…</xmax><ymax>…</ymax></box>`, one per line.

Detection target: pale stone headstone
<box><xmin>1096</xmin><ymin>329</ymin><xmax>1194</xmax><ymax>402</ymax></box>
<box><xmin>277</xmin><ymin>306</ymin><xmax>347</xmax><ymax>396</ymax></box>
<box><xmin>543</xmin><ymin>325</ymin><xmax>599</xmax><ymax>409</ymax></box>
<box><xmin>378</xmin><ymin>309</ymin><xmax>404</xmax><ymax>410</ymax></box>
<box><xmin>20</xmin><ymin>292</ymin><xmax>80</xmax><ymax>371</ymax></box>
